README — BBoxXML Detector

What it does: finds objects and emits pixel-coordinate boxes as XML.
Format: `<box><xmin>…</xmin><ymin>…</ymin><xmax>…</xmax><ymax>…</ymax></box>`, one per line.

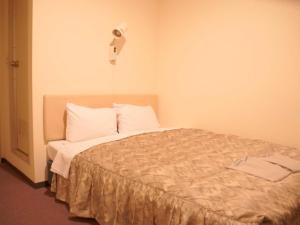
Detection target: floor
<box><xmin>0</xmin><ymin>161</ymin><xmax>98</xmax><ymax>225</ymax></box>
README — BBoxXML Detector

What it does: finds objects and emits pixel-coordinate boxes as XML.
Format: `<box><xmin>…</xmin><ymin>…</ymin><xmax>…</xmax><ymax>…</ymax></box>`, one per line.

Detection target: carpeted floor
<box><xmin>0</xmin><ymin>161</ymin><xmax>98</xmax><ymax>225</ymax></box>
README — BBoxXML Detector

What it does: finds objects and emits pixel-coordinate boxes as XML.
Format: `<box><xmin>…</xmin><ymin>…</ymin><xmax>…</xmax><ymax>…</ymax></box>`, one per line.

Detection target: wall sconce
<box><xmin>112</xmin><ymin>23</ymin><xmax>128</xmax><ymax>38</ymax></box>
<box><xmin>110</xmin><ymin>23</ymin><xmax>128</xmax><ymax>64</ymax></box>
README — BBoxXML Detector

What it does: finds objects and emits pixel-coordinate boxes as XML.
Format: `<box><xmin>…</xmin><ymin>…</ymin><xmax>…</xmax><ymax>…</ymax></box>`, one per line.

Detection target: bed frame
<box><xmin>43</xmin><ymin>95</ymin><xmax>158</xmax><ymax>142</ymax></box>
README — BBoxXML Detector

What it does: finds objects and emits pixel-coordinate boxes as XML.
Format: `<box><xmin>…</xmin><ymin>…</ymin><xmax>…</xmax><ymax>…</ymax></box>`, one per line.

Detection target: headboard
<box><xmin>43</xmin><ymin>95</ymin><xmax>158</xmax><ymax>142</ymax></box>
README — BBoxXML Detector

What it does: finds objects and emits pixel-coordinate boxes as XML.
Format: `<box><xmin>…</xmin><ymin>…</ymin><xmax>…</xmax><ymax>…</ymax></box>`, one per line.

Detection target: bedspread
<box><xmin>51</xmin><ymin>129</ymin><xmax>300</xmax><ymax>225</ymax></box>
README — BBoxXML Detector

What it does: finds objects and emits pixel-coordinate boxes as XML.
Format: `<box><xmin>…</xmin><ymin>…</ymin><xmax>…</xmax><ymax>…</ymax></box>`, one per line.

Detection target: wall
<box><xmin>26</xmin><ymin>0</ymin><xmax>300</xmax><ymax>182</ymax></box>
<box><xmin>158</xmin><ymin>0</ymin><xmax>300</xmax><ymax>148</ymax></box>
<box><xmin>31</xmin><ymin>0</ymin><xmax>159</xmax><ymax>182</ymax></box>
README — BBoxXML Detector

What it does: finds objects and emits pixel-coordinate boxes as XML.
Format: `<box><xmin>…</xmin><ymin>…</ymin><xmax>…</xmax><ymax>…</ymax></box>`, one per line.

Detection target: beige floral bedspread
<box><xmin>51</xmin><ymin>129</ymin><xmax>300</xmax><ymax>225</ymax></box>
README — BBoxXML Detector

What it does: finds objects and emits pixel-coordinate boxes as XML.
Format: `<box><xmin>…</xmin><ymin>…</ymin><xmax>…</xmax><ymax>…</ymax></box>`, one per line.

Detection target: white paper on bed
<box><xmin>228</xmin><ymin>157</ymin><xmax>291</xmax><ymax>182</ymax></box>
<box><xmin>50</xmin><ymin>128</ymin><xmax>172</xmax><ymax>178</ymax></box>
<box><xmin>263</xmin><ymin>154</ymin><xmax>300</xmax><ymax>172</ymax></box>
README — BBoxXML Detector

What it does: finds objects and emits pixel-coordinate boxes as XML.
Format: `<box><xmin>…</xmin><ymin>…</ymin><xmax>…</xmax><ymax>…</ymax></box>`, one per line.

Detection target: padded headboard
<box><xmin>43</xmin><ymin>95</ymin><xmax>158</xmax><ymax>142</ymax></box>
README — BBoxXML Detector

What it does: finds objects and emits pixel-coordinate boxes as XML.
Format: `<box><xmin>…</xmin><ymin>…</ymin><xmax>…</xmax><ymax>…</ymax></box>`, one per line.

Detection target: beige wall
<box><xmin>23</xmin><ymin>0</ymin><xmax>300</xmax><ymax>182</ymax></box>
<box><xmin>158</xmin><ymin>0</ymin><xmax>300</xmax><ymax>148</ymax></box>
<box><xmin>31</xmin><ymin>0</ymin><xmax>159</xmax><ymax>182</ymax></box>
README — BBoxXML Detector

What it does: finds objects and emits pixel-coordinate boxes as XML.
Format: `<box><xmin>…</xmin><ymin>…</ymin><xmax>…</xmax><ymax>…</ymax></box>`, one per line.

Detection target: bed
<box><xmin>44</xmin><ymin>95</ymin><xmax>300</xmax><ymax>225</ymax></box>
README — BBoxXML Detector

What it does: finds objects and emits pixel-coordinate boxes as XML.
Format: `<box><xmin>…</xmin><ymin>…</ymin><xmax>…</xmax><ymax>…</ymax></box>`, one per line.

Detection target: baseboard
<box><xmin>0</xmin><ymin>158</ymin><xmax>49</xmax><ymax>189</ymax></box>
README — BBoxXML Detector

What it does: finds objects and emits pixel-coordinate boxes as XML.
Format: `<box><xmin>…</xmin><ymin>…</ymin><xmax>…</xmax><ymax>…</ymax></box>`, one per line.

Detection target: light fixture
<box><xmin>112</xmin><ymin>23</ymin><xmax>128</xmax><ymax>38</ymax></box>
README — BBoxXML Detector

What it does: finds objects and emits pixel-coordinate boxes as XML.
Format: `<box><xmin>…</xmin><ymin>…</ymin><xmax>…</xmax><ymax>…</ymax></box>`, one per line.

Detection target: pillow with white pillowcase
<box><xmin>113</xmin><ymin>104</ymin><xmax>160</xmax><ymax>133</ymax></box>
<box><xmin>66</xmin><ymin>103</ymin><xmax>117</xmax><ymax>142</ymax></box>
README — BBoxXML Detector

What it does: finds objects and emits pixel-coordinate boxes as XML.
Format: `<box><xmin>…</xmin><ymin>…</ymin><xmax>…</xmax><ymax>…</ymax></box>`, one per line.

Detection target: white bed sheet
<box><xmin>48</xmin><ymin>128</ymin><xmax>172</xmax><ymax>179</ymax></box>
<box><xmin>47</xmin><ymin>140</ymin><xmax>69</xmax><ymax>161</ymax></box>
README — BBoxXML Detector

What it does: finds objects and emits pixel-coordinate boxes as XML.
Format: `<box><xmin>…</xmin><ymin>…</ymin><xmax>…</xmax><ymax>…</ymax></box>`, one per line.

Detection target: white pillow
<box><xmin>66</xmin><ymin>103</ymin><xmax>117</xmax><ymax>142</ymax></box>
<box><xmin>113</xmin><ymin>104</ymin><xmax>160</xmax><ymax>133</ymax></box>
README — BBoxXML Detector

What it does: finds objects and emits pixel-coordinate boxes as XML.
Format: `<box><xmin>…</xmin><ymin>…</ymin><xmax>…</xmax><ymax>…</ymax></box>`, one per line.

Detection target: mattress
<box><xmin>51</xmin><ymin>128</ymin><xmax>300</xmax><ymax>225</ymax></box>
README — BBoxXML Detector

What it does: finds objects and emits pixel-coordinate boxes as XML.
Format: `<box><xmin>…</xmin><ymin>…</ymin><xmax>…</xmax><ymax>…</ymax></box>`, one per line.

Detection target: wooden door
<box><xmin>9</xmin><ymin>0</ymin><xmax>30</xmax><ymax>155</ymax></box>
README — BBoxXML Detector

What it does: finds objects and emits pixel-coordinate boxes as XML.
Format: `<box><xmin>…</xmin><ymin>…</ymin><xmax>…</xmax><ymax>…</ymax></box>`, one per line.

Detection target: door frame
<box><xmin>0</xmin><ymin>0</ymin><xmax>10</xmax><ymax>160</ymax></box>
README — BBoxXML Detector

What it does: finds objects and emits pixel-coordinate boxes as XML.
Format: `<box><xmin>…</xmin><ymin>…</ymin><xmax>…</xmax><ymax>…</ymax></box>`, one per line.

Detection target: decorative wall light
<box><xmin>110</xmin><ymin>22</ymin><xmax>128</xmax><ymax>64</ymax></box>
<box><xmin>112</xmin><ymin>23</ymin><xmax>128</xmax><ymax>38</ymax></box>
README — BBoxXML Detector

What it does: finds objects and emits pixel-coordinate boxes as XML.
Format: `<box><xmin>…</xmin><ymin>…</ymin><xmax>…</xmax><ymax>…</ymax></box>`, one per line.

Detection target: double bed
<box><xmin>44</xmin><ymin>95</ymin><xmax>300</xmax><ymax>225</ymax></box>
